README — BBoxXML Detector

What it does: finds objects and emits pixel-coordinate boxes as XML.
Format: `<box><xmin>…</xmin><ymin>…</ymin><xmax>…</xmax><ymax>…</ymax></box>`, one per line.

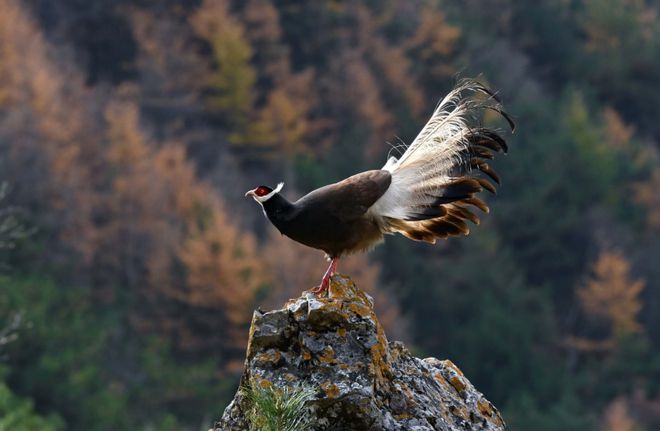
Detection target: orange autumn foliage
<box><xmin>178</xmin><ymin>198</ymin><xmax>268</xmax><ymax>328</ymax></box>
<box><xmin>634</xmin><ymin>153</ymin><xmax>660</xmax><ymax>230</ymax></box>
<box><xmin>258</xmin><ymin>85</ymin><xmax>311</xmax><ymax>158</ymax></box>
<box><xmin>404</xmin><ymin>6</ymin><xmax>460</xmax><ymax>80</ymax></box>
<box><xmin>193</xmin><ymin>0</ymin><xmax>316</xmax><ymax>163</ymax></box>
<box><xmin>353</xmin><ymin>5</ymin><xmax>424</xmax><ymax>119</ymax></box>
<box><xmin>578</xmin><ymin>249</ymin><xmax>645</xmax><ymax>339</ymax></box>
<box><xmin>0</xmin><ymin>0</ymin><xmax>100</xmax><ymax>264</ymax></box>
<box><xmin>129</xmin><ymin>8</ymin><xmax>208</xmax><ymax>101</ymax></box>
<box><xmin>103</xmin><ymin>106</ymin><xmax>266</xmax><ymax>349</ymax></box>
<box><xmin>601</xmin><ymin>397</ymin><xmax>637</xmax><ymax>431</ymax></box>
<box><xmin>603</xmin><ymin>108</ymin><xmax>634</xmax><ymax>149</ymax></box>
<box><xmin>0</xmin><ymin>0</ymin><xmax>270</xmax><ymax>360</ymax></box>
<box><xmin>241</xmin><ymin>0</ymin><xmax>289</xmax><ymax>86</ymax></box>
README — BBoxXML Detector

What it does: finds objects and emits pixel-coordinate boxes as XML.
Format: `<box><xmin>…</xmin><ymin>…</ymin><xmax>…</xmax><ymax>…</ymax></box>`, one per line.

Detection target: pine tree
<box><xmin>177</xmin><ymin>197</ymin><xmax>269</xmax><ymax>350</ymax></box>
<box><xmin>578</xmin><ymin>249</ymin><xmax>645</xmax><ymax>340</ymax></box>
<box><xmin>601</xmin><ymin>397</ymin><xmax>636</xmax><ymax>431</ymax></box>
<box><xmin>634</xmin><ymin>152</ymin><xmax>660</xmax><ymax>231</ymax></box>
<box><xmin>191</xmin><ymin>0</ymin><xmax>256</xmax><ymax>129</ymax></box>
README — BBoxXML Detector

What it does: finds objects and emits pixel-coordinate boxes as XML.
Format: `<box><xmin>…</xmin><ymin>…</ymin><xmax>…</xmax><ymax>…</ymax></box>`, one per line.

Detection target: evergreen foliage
<box><xmin>245</xmin><ymin>382</ymin><xmax>315</xmax><ymax>431</ymax></box>
<box><xmin>0</xmin><ymin>379</ymin><xmax>63</xmax><ymax>431</ymax></box>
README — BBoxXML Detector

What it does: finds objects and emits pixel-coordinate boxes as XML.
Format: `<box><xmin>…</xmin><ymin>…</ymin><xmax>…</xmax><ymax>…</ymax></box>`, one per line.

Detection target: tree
<box><xmin>0</xmin><ymin>183</ymin><xmax>26</xmax><ymax>253</ymax></box>
<box><xmin>191</xmin><ymin>0</ymin><xmax>256</xmax><ymax>130</ymax></box>
<box><xmin>258</xmin><ymin>77</ymin><xmax>312</xmax><ymax>157</ymax></box>
<box><xmin>0</xmin><ymin>0</ymin><xmax>103</xmax><ymax>276</ymax></box>
<box><xmin>577</xmin><ymin>0</ymin><xmax>660</xmax><ymax>136</ymax></box>
<box><xmin>634</xmin><ymin>150</ymin><xmax>660</xmax><ymax>231</ymax></box>
<box><xmin>403</xmin><ymin>5</ymin><xmax>460</xmax><ymax>95</ymax></box>
<box><xmin>1</xmin><ymin>276</ymin><xmax>128</xmax><ymax>430</ymax></box>
<box><xmin>241</xmin><ymin>0</ymin><xmax>289</xmax><ymax>88</ymax></box>
<box><xmin>0</xmin><ymin>380</ymin><xmax>63</xmax><ymax>431</ymax></box>
<box><xmin>578</xmin><ymin>249</ymin><xmax>645</xmax><ymax>340</ymax></box>
<box><xmin>175</xmin><ymin>196</ymin><xmax>269</xmax><ymax>352</ymax></box>
<box><xmin>129</xmin><ymin>8</ymin><xmax>208</xmax><ymax>104</ymax></box>
<box><xmin>601</xmin><ymin>397</ymin><xmax>636</xmax><ymax>431</ymax></box>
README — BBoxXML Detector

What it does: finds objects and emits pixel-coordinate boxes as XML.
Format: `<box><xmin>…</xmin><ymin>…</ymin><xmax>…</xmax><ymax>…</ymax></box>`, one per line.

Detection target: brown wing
<box><xmin>296</xmin><ymin>170</ymin><xmax>392</xmax><ymax>222</ymax></box>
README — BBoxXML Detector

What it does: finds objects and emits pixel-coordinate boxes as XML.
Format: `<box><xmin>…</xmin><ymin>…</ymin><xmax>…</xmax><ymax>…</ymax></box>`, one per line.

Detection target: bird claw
<box><xmin>311</xmin><ymin>285</ymin><xmax>326</xmax><ymax>295</ymax></box>
<box><xmin>311</xmin><ymin>257</ymin><xmax>338</xmax><ymax>296</ymax></box>
<box><xmin>311</xmin><ymin>278</ymin><xmax>330</xmax><ymax>295</ymax></box>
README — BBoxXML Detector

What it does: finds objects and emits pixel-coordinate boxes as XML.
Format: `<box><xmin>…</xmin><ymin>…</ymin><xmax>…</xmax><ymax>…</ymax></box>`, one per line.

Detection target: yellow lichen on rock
<box><xmin>318</xmin><ymin>346</ymin><xmax>336</xmax><ymax>364</ymax></box>
<box><xmin>477</xmin><ymin>398</ymin><xmax>493</xmax><ymax>416</ymax></box>
<box><xmin>370</xmin><ymin>324</ymin><xmax>392</xmax><ymax>386</ymax></box>
<box><xmin>328</xmin><ymin>275</ymin><xmax>373</xmax><ymax>306</ymax></box>
<box><xmin>433</xmin><ymin>372</ymin><xmax>452</xmax><ymax>390</ymax></box>
<box><xmin>321</xmin><ymin>382</ymin><xmax>340</xmax><ymax>399</ymax></box>
<box><xmin>444</xmin><ymin>360</ymin><xmax>465</xmax><ymax>377</ymax></box>
<box><xmin>449</xmin><ymin>376</ymin><xmax>467</xmax><ymax>394</ymax></box>
<box><xmin>256</xmin><ymin>378</ymin><xmax>272</xmax><ymax>389</ymax></box>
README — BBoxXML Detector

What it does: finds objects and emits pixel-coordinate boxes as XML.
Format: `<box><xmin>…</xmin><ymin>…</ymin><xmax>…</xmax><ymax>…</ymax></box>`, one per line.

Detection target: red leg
<box><xmin>311</xmin><ymin>258</ymin><xmax>338</xmax><ymax>295</ymax></box>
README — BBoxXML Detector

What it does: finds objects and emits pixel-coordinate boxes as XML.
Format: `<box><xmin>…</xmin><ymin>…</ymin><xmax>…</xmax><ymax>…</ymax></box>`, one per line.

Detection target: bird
<box><xmin>246</xmin><ymin>79</ymin><xmax>514</xmax><ymax>295</ymax></box>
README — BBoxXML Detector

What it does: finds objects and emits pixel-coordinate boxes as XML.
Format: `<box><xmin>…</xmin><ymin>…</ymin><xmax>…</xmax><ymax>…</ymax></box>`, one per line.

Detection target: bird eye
<box><xmin>255</xmin><ymin>186</ymin><xmax>271</xmax><ymax>196</ymax></box>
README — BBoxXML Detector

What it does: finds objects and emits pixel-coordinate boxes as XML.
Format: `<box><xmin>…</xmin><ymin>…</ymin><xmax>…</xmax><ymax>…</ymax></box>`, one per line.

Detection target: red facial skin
<box><xmin>254</xmin><ymin>186</ymin><xmax>271</xmax><ymax>197</ymax></box>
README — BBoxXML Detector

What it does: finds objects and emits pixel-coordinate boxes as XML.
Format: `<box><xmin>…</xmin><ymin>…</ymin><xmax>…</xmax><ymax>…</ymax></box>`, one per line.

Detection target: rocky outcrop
<box><xmin>214</xmin><ymin>275</ymin><xmax>506</xmax><ymax>431</ymax></box>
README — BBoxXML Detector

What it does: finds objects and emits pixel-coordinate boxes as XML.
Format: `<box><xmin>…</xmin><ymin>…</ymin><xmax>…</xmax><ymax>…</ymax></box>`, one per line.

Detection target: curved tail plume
<box><xmin>368</xmin><ymin>79</ymin><xmax>514</xmax><ymax>243</ymax></box>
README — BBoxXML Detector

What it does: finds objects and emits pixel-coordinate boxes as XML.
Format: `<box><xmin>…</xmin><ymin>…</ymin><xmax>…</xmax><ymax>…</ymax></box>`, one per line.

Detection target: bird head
<box><xmin>245</xmin><ymin>182</ymin><xmax>284</xmax><ymax>203</ymax></box>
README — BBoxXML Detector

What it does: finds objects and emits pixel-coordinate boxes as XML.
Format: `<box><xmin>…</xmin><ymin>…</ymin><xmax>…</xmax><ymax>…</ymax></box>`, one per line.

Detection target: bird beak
<box><xmin>245</xmin><ymin>189</ymin><xmax>256</xmax><ymax>198</ymax></box>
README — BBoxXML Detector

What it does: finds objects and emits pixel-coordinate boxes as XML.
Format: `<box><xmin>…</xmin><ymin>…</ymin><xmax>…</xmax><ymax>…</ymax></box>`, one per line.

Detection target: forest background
<box><xmin>1</xmin><ymin>0</ymin><xmax>660</xmax><ymax>430</ymax></box>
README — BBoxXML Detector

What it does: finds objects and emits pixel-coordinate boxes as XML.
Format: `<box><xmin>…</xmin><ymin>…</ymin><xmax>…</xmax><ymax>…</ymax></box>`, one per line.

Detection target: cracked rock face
<box><xmin>214</xmin><ymin>275</ymin><xmax>506</xmax><ymax>431</ymax></box>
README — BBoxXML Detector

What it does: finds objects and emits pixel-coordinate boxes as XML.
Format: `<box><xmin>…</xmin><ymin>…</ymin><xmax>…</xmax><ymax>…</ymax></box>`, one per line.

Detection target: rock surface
<box><xmin>214</xmin><ymin>275</ymin><xmax>506</xmax><ymax>431</ymax></box>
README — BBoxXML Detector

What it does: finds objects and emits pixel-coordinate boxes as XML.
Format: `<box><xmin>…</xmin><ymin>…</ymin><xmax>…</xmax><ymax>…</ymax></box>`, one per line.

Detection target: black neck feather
<box><xmin>262</xmin><ymin>194</ymin><xmax>296</xmax><ymax>230</ymax></box>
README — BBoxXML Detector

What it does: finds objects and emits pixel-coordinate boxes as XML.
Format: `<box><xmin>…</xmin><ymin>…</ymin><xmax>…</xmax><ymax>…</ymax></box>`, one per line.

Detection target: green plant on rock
<box><xmin>245</xmin><ymin>381</ymin><xmax>316</xmax><ymax>431</ymax></box>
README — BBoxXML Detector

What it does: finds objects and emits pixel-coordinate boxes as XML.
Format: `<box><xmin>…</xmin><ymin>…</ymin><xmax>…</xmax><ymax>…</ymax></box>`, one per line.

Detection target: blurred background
<box><xmin>1</xmin><ymin>0</ymin><xmax>659</xmax><ymax>430</ymax></box>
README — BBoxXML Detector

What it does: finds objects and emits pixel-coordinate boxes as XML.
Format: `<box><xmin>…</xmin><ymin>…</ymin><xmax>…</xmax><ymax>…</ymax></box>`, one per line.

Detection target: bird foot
<box><xmin>311</xmin><ymin>258</ymin><xmax>338</xmax><ymax>296</ymax></box>
<box><xmin>311</xmin><ymin>280</ymin><xmax>330</xmax><ymax>295</ymax></box>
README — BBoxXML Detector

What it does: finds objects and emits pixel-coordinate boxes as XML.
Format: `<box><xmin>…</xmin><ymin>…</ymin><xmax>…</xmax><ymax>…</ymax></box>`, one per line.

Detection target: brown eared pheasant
<box><xmin>246</xmin><ymin>79</ymin><xmax>514</xmax><ymax>295</ymax></box>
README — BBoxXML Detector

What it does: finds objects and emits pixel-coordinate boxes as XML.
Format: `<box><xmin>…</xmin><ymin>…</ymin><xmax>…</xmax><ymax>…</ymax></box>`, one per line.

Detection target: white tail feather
<box><xmin>369</xmin><ymin>80</ymin><xmax>506</xmax><ymax>221</ymax></box>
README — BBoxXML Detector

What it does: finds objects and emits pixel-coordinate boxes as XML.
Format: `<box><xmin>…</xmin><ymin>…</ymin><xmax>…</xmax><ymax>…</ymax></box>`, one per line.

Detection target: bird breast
<box><xmin>274</xmin><ymin>209</ymin><xmax>384</xmax><ymax>258</ymax></box>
